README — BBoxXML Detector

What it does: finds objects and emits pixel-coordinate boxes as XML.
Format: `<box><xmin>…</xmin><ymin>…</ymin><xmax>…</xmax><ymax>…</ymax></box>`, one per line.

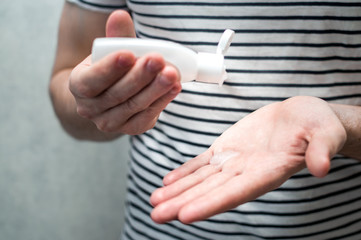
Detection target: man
<box><xmin>50</xmin><ymin>1</ymin><xmax>361</xmax><ymax>239</ymax></box>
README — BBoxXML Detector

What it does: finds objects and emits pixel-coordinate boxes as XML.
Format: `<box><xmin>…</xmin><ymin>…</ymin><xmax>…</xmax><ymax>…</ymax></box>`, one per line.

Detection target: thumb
<box><xmin>106</xmin><ymin>10</ymin><xmax>136</xmax><ymax>38</ymax></box>
<box><xmin>305</xmin><ymin>134</ymin><xmax>332</xmax><ymax>178</ymax></box>
<box><xmin>305</xmin><ymin>129</ymin><xmax>345</xmax><ymax>178</ymax></box>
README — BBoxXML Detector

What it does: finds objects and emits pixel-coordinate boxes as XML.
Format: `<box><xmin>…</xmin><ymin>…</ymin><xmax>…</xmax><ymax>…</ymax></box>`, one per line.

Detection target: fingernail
<box><xmin>117</xmin><ymin>55</ymin><xmax>134</xmax><ymax>68</ymax></box>
<box><xmin>146</xmin><ymin>58</ymin><xmax>164</xmax><ymax>72</ymax></box>
<box><xmin>158</xmin><ymin>74</ymin><xmax>173</xmax><ymax>86</ymax></box>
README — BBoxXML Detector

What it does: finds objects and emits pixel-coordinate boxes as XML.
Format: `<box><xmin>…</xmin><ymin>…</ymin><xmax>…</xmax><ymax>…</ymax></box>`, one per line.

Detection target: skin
<box><xmin>50</xmin><ymin>3</ymin><xmax>181</xmax><ymax>140</ymax></box>
<box><xmin>150</xmin><ymin>96</ymin><xmax>355</xmax><ymax>224</ymax></box>
<box><xmin>50</xmin><ymin>2</ymin><xmax>361</xmax><ymax>226</ymax></box>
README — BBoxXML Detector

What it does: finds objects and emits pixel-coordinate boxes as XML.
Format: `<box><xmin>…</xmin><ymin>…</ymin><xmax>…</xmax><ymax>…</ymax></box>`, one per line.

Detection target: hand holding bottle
<box><xmin>68</xmin><ymin>10</ymin><xmax>181</xmax><ymax>135</ymax></box>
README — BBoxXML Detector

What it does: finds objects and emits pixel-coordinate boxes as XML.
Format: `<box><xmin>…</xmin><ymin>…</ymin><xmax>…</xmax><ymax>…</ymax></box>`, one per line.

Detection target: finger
<box><xmin>70</xmin><ymin>51</ymin><xmax>135</xmax><ymax>99</ymax></box>
<box><xmin>91</xmin><ymin>65</ymin><xmax>177</xmax><ymax>133</ymax></box>
<box><xmin>177</xmin><ymin>154</ymin><xmax>305</xmax><ymax>224</ymax></box>
<box><xmin>119</xmin><ymin>65</ymin><xmax>181</xmax><ymax>135</ymax></box>
<box><xmin>71</xmin><ymin>9</ymin><xmax>136</xmax><ymax>99</ymax></box>
<box><xmin>122</xmin><ymin>79</ymin><xmax>182</xmax><ymax>135</ymax></box>
<box><xmin>99</xmin><ymin>54</ymin><xmax>166</xmax><ymax>111</ymax></box>
<box><xmin>163</xmin><ymin>151</ymin><xmax>213</xmax><ymax>186</ymax></box>
<box><xmin>150</xmin><ymin>164</ymin><xmax>220</xmax><ymax>207</ymax></box>
<box><xmin>75</xmin><ymin>53</ymin><xmax>165</xmax><ymax>118</ymax></box>
<box><xmin>177</xmin><ymin>171</ymin><xmax>278</xmax><ymax>224</ymax></box>
<box><xmin>152</xmin><ymin>151</ymin><xmax>245</xmax><ymax>207</ymax></box>
<box><xmin>151</xmin><ymin>171</ymin><xmax>235</xmax><ymax>224</ymax></box>
<box><xmin>106</xmin><ymin>10</ymin><xmax>136</xmax><ymax>38</ymax></box>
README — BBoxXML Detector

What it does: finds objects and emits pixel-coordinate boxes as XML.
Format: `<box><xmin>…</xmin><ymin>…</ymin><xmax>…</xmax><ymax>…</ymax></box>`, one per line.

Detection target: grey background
<box><xmin>0</xmin><ymin>1</ymin><xmax>130</xmax><ymax>239</ymax></box>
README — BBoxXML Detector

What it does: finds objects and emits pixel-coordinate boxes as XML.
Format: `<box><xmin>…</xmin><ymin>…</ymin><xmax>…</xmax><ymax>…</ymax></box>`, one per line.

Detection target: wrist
<box><xmin>329</xmin><ymin>103</ymin><xmax>361</xmax><ymax>159</ymax></box>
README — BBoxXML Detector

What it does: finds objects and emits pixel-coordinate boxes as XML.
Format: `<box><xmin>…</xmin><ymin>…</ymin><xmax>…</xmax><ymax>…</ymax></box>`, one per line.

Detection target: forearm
<box><xmin>49</xmin><ymin>2</ymin><xmax>121</xmax><ymax>141</ymax></box>
<box><xmin>331</xmin><ymin>103</ymin><xmax>361</xmax><ymax>160</ymax></box>
<box><xmin>50</xmin><ymin>68</ymin><xmax>122</xmax><ymax>141</ymax></box>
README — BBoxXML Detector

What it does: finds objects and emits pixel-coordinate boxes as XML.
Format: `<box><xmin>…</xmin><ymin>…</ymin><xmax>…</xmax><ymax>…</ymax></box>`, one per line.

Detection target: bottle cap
<box><xmin>196</xmin><ymin>53</ymin><xmax>226</xmax><ymax>85</ymax></box>
<box><xmin>196</xmin><ymin>29</ymin><xmax>234</xmax><ymax>85</ymax></box>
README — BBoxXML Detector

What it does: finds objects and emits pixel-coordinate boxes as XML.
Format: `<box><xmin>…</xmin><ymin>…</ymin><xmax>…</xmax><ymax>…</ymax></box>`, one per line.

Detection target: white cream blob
<box><xmin>209</xmin><ymin>150</ymin><xmax>240</xmax><ymax>167</ymax></box>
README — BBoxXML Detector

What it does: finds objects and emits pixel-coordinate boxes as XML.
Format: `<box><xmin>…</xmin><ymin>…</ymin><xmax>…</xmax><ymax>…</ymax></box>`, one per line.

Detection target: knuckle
<box><xmin>95</xmin><ymin>117</ymin><xmax>125</xmax><ymax>133</ymax></box>
<box><xmin>76</xmin><ymin>106</ymin><xmax>93</xmax><ymax>119</ymax></box>
<box><xmin>72</xmin><ymin>81</ymin><xmax>95</xmax><ymax>98</ymax></box>
<box><xmin>94</xmin><ymin>61</ymin><xmax>110</xmax><ymax>76</ymax></box>
<box><xmin>95</xmin><ymin>118</ymin><xmax>113</xmax><ymax>133</ymax></box>
<box><xmin>69</xmin><ymin>71</ymin><xmax>96</xmax><ymax>98</ymax></box>
<box><xmin>125</xmin><ymin>98</ymin><xmax>144</xmax><ymax>113</ymax></box>
<box><xmin>103</xmin><ymin>90</ymin><xmax>126</xmax><ymax>105</ymax></box>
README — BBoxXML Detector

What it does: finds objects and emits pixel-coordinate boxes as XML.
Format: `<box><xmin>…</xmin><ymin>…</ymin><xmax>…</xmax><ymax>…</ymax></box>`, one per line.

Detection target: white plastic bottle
<box><xmin>92</xmin><ymin>29</ymin><xmax>234</xmax><ymax>85</ymax></box>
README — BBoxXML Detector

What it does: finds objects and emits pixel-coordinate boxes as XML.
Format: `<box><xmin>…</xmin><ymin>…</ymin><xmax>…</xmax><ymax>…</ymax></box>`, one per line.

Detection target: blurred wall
<box><xmin>0</xmin><ymin>1</ymin><xmax>129</xmax><ymax>239</ymax></box>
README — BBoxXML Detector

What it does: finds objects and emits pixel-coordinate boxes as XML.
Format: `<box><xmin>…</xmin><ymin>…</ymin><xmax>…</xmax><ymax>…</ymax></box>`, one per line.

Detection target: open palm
<box><xmin>150</xmin><ymin>96</ymin><xmax>346</xmax><ymax>224</ymax></box>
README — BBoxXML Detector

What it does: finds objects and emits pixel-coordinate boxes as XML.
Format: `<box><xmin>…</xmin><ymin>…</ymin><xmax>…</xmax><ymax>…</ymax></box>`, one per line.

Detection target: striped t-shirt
<box><xmin>68</xmin><ymin>1</ymin><xmax>361</xmax><ymax>239</ymax></box>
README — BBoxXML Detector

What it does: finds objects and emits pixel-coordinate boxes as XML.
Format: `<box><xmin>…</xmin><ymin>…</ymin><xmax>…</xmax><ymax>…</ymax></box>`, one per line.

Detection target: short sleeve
<box><xmin>67</xmin><ymin>0</ymin><xmax>128</xmax><ymax>12</ymax></box>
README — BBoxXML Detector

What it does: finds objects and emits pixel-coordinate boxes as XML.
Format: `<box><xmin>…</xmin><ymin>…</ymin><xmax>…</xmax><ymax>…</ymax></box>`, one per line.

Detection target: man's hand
<box><xmin>69</xmin><ymin>10</ymin><xmax>181</xmax><ymax>135</ymax></box>
<box><xmin>150</xmin><ymin>96</ymin><xmax>347</xmax><ymax>224</ymax></box>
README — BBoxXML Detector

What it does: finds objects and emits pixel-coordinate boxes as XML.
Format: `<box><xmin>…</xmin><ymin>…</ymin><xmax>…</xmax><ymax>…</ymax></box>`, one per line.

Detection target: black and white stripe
<box><xmin>67</xmin><ymin>0</ymin><xmax>127</xmax><ymax>11</ymax></box>
<box><xmin>68</xmin><ymin>0</ymin><xmax>361</xmax><ymax>239</ymax></box>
